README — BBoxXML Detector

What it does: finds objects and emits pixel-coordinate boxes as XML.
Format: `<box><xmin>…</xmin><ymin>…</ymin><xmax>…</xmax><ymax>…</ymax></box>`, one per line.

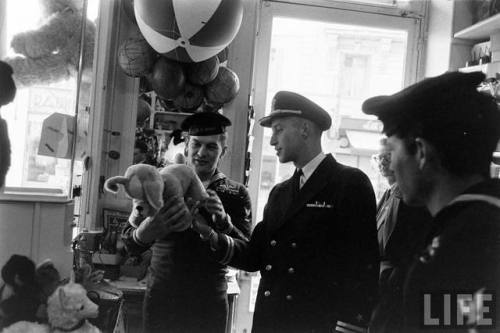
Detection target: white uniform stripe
<box><xmin>448</xmin><ymin>194</ymin><xmax>500</xmax><ymax>209</ymax></box>
<box><xmin>227</xmin><ymin>236</ymin><xmax>235</xmax><ymax>263</ymax></box>
<box><xmin>221</xmin><ymin>235</ymin><xmax>234</xmax><ymax>265</ymax></box>
<box><xmin>136</xmin><ymin>12</ymin><xmax>178</xmax><ymax>53</ymax></box>
<box><xmin>336</xmin><ymin>321</ymin><xmax>367</xmax><ymax>333</ymax></box>
<box><xmin>173</xmin><ymin>0</ymin><xmax>221</xmax><ymax>39</ymax></box>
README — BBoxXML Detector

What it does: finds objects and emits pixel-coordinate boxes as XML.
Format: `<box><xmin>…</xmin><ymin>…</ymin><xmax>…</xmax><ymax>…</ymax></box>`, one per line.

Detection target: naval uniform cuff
<box><xmin>133</xmin><ymin>229</ymin><xmax>152</xmax><ymax>248</ymax></box>
<box><xmin>220</xmin><ymin>234</ymin><xmax>235</xmax><ymax>265</ymax></box>
<box><xmin>217</xmin><ymin>214</ymin><xmax>233</xmax><ymax>234</ymax></box>
<box><xmin>334</xmin><ymin>320</ymin><xmax>367</xmax><ymax>333</ymax></box>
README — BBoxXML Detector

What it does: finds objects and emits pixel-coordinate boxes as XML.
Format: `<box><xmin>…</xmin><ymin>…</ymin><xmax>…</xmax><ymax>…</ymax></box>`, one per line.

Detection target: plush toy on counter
<box><xmin>34</xmin><ymin>260</ymin><xmax>63</xmax><ymax>323</ymax></box>
<box><xmin>3</xmin><ymin>282</ymin><xmax>100</xmax><ymax>333</ymax></box>
<box><xmin>3</xmin><ymin>0</ymin><xmax>96</xmax><ymax>87</ymax></box>
<box><xmin>104</xmin><ymin>163</ymin><xmax>208</xmax><ymax>227</ymax></box>
<box><xmin>0</xmin><ymin>255</ymin><xmax>40</xmax><ymax>329</ymax></box>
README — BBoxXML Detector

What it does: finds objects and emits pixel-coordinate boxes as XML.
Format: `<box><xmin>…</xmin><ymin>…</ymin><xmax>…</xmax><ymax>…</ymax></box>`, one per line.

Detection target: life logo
<box><xmin>421</xmin><ymin>289</ymin><xmax>496</xmax><ymax>329</ymax></box>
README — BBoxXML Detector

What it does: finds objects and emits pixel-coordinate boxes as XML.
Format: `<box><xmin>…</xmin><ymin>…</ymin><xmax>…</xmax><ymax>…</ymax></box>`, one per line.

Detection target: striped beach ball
<box><xmin>134</xmin><ymin>0</ymin><xmax>243</xmax><ymax>63</ymax></box>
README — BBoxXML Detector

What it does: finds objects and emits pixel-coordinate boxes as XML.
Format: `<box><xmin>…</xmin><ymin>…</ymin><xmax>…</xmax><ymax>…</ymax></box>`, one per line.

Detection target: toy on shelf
<box><xmin>3</xmin><ymin>282</ymin><xmax>100</xmax><ymax>333</ymax></box>
<box><xmin>0</xmin><ymin>255</ymin><xmax>40</xmax><ymax>328</ymax></box>
<box><xmin>4</xmin><ymin>0</ymin><xmax>96</xmax><ymax>87</ymax></box>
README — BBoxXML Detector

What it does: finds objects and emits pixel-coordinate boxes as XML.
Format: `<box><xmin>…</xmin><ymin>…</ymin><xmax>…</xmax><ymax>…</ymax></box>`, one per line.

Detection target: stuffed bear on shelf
<box><xmin>3</xmin><ymin>282</ymin><xmax>101</xmax><ymax>333</ymax></box>
<box><xmin>0</xmin><ymin>255</ymin><xmax>40</xmax><ymax>329</ymax></box>
<box><xmin>3</xmin><ymin>0</ymin><xmax>96</xmax><ymax>87</ymax></box>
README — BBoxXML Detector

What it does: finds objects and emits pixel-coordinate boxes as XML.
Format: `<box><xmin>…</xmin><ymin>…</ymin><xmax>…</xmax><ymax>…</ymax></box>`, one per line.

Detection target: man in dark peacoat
<box><xmin>363</xmin><ymin>71</ymin><xmax>500</xmax><ymax>333</ymax></box>
<box><xmin>194</xmin><ymin>91</ymin><xmax>379</xmax><ymax>333</ymax></box>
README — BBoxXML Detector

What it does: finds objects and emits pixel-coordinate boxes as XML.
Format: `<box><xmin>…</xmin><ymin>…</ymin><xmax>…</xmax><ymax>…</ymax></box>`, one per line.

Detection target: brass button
<box><xmin>265</xmin><ymin>264</ymin><xmax>272</xmax><ymax>271</ymax></box>
<box><xmin>291</xmin><ymin>242</ymin><xmax>297</xmax><ymax>248</ymax></box>
<box><xmin>286</xmin><ymin>295</ymin><xmax>293</xmax><ymax>301</ymax></box>
<box><xmin>270</xmin><ymin>240</ymin><xmax>277</xmax><ymax>246</ymax></box>
<box><xmin>288</xmin><ymin>267</ymin><xmax>295</xmax><ymax>274</ymax></box>
<box><xmin>264</xmin><ymin>290</ymin><xmax>271</xmax><ymax>297</ymax></box>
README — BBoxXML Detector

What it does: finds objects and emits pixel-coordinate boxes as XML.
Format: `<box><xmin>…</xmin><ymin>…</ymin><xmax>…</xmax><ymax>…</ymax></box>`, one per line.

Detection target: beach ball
<box><xmin>186</xmin><ymin>56</ymin><xmax>219</xmax><ymax>85</ymax></box>
<box><xmin>205</xmin><ymin>66</ymin><xmax>239</xmax><ymax>105</ymax></box>
<box><xmin>174</xmin><ymin>83</ymin><xmax>204</xmax><ymax>111</ymax></box>
<box><xmin>118</xmin><ymin>37</ymin><xmax>157</xmax><ymax>77</ymax></box>
<box><xmin>150</xmin><ymin>57</ymin><xmax>186</xmax><ymax>99</ymax></box>
<box><xmin>134</xmin><ymin>0</ymin><xmax>244</xmax><ymax>63</ymax></box>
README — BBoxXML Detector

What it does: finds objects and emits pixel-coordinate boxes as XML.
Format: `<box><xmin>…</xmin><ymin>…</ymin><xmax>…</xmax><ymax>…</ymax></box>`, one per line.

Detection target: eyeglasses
<box><xmin>372</xmin><ymin>152</ymin><xmax>391</xmax><ymax>166</ymax></box>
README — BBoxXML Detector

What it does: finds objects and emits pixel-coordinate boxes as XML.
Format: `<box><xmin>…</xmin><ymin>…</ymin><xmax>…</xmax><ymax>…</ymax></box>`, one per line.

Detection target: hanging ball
<box><xmin>150</xmin><ymin>57</ymin><xmax>186</xmax><ymax>99</ymax></box>
<box><xmin>118</xmin><ymin>37</ymin><xmax>157</xmax><ymax>77</ymax></box>
<box><xmin>174</xmin><ymin>83</ymin><xmax>204</xmax><ymax>112</ymax></box>
<box><xmin>186</xmin><ymin>56</ymin><xmax>220</xmax><ymax>85</ymax></box>
<box><xmin>204</xmin><ymin>66</ymin><xmax>240</xmax><ymax>105</ymax></box>
<box><xmin>134</xmin><ymin>0</ymin><xmax>244</xmax><ymax>63</ymax></box>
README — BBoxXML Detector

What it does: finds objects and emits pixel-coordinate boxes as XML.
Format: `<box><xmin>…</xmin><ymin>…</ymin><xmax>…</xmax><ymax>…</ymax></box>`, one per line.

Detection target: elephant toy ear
<box><xmin>104</xmin><ymin>176</ymin><xmax>129</xmax><ymax>193</ymax></box>
<box><xmin>143</xmin><ymin>179</ymin><xmax>164</xmax><ymax>210</ymax></box>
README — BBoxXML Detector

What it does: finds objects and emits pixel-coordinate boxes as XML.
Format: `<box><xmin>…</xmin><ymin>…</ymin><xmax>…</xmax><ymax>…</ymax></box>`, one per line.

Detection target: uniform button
<box><xmin>286</xmin><ymin>295</ymin><xmax>293</xmax><ymax>301</ymax></box>
<box><xmin>270</xmin><ymin>240</ymin><xmax>277</xmax><ymax>246</ymax></box>
<box><xmin>288</xmin><ymin>267</ymin><xmax>295</xmax><ymax>274</ymax></box>
<box><xmin>265</xmin><ymin>264</ymin><xmax>272</xmax><ymax>271</ymax></box>
<box><xmin>291</xmin><ymin>242</ymin><xmax>297</xmax><ymax>248</ymax></box>
<box><xmin>264</xmin><ymin>290</ymin><xmax>271</xmax><ymax>297</ymax></box>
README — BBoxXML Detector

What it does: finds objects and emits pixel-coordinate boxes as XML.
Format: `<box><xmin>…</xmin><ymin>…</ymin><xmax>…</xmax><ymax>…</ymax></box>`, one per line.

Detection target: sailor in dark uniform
<box><xmin>363</xmin><ymin>71</ymin><xmax>500</xmax><ymax>333</ymax></box>
<box><xmin>122</xmin><ymin>111</ymin><xmax>252</xmax><ymax>333</ymax></box>
<box><xmin>194</xmin><ymin>91</ymin><xmax>379</xmax><ymax>333</ymax></box>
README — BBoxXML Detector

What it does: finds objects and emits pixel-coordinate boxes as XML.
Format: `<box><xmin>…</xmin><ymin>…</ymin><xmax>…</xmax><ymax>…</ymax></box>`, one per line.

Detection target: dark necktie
<box><xmin>291</xmin><ymin>168</ymin><xmax>303</xmax><ymax>200</ymax></box>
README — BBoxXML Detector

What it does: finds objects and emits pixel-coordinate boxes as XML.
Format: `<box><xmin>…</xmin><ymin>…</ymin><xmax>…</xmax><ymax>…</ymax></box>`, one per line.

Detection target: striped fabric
<box><xmin>334</xmin><ymin>320</ymin><xmax>367</xmax><ymax>333</ymax></box>
<box><xmin>220</xmin><ymin>234</ymin><xmax>234</xmax><ymax>265</ymax></box>
<box><xmin>448</xmin><ymin>193</ymin><xmax>500</xmax><ymax>209</ymax></box>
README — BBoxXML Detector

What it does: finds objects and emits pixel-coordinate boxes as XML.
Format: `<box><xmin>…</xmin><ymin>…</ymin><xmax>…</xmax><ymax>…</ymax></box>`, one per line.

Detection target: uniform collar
<box><xmin>300</xmin><ymin>152</ymin><xmax>326</xmax><ymax>184</ymax></box>
<box><xmin>203</xmin><ymin>169</ymin><xmax>226</xmax><ymax>189</ymax></box>
<box><xmin>440</xmin><ymin>178</ymin><xmax>500</xmax><ymax>211</ymax></box>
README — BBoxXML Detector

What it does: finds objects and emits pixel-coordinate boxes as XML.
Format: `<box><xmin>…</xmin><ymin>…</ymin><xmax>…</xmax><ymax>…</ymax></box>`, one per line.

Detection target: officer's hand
<box><xmin>202</xmin><ymin>190</ymin><xmax>229</xmax><ymax>228</ymax></box>
<box><xmin>136</xmin><ymin>196</ymin><xmax>192</xmax><ymax>243</ymax></box>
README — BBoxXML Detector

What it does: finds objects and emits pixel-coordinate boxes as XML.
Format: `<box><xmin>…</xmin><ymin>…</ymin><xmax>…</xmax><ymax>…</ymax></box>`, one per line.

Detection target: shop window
<box><xmin>0</xmin><ymin>0</ymin><xmax>99</xmax><ymax>198</ymax></box>
<box><xmin>340</xmin><ymin>54</ymin><xmax>370</xmax><ymax>99</ymax></box>
<box><xmin>249</xmin><ymin>1</ymin><xmax>421</xmax><ymax>222</ymax></box>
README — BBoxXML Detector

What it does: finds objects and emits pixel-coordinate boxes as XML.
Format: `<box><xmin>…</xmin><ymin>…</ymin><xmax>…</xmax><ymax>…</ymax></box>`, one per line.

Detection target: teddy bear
<box><xmin>0</xmin><ymin>255</ymin><xmax>40</xmax><ymax>329</ymax></box>
<box><xmin>104</xmin><ymin>164</ymin><xmax>208</xmax><ymax>228</ymax></box>
<box><xmin>3</xmin><ymin>282</ymin><xmax>100</xmax><ymax>333</ymax></box>
<box><xmin>3</xmin><ymin>0</ymin><xmax>96</xmax><ymax>87</ymax></box>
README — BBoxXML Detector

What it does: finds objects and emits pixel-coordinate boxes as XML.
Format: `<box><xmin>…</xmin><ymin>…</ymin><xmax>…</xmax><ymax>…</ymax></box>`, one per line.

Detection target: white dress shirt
<box><xmin>299</xmin><ymin>152</ymin><xmax>326</xmax><ymax>189</ymax></box>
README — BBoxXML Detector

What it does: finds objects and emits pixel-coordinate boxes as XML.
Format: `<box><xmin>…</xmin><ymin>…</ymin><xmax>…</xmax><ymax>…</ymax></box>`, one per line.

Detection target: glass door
<box><xmin>249</xmin><ymin>1</ymin><xmax>423</xmax><ymax>222</ymax></box>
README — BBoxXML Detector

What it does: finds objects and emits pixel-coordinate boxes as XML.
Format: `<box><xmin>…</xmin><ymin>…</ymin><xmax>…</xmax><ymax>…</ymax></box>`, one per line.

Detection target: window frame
<box><xmin>248</xmin><ymin>0</ymin><xmax>426</xmax><ymax>223</ymax></box>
